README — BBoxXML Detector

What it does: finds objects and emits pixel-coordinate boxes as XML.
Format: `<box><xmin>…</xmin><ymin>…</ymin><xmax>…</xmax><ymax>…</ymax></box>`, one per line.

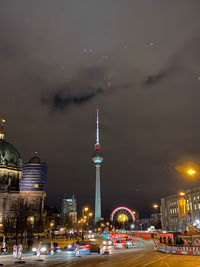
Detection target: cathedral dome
<box><xmin>0</xmin><ymin>139</ymin><xmax>22</xmax><ymax>169</ymax></box>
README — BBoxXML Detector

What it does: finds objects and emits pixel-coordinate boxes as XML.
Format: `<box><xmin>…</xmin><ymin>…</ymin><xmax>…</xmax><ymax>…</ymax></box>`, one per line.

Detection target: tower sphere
<box><xmin>92</xmin><ymin>148</ymin><xmax>103</xmax><ymax>164</ymax></box>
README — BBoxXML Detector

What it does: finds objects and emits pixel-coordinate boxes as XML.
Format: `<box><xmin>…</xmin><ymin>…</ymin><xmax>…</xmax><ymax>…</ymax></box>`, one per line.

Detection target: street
<box><xmin>1</xmin><ymin>239</ymin><xmax>200</xmax><ymax>266</ymax></box>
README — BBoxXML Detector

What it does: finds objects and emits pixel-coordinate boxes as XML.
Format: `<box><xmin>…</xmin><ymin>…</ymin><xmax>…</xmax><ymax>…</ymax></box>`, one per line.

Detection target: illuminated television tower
<box><xmin>92</xmin><ymin>108</ymin><xmax>103</xmax><ymax>223</ymax></box>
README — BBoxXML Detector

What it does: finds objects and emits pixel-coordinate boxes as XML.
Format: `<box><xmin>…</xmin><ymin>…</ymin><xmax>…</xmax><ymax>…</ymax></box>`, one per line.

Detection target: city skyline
<box><xmin>0</xmin><ymin>1</ymin><xmax>200</xmax><ymax>217</ymax></box>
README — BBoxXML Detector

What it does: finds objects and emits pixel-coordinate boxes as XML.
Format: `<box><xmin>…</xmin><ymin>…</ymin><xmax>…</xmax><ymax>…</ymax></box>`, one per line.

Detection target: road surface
<box><xmin>1</xmin><ymin>239</ymin><xmax>200</xmax><ymax>266</ymax></box>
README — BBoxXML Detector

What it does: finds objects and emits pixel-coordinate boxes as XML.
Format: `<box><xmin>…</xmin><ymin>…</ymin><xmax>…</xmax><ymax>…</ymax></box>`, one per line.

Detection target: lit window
<box><xmin>194</xmin><ymin>197</ymin><xmax>196</xmax><ymax>201</ymax></box>
<box><xmin>198</xmin><ymin>196</ymin><xmax>200</xmax><ymax>199</ymax></box>
<box><xmin>198</xmin><ymin>204</ymin><xmax>200</xmax><ymax>209</ymax></box>
<box><xmin>194</xmin><ymin>204</ymin><xmax>197</xmax><ymax>210</ymax></box>
<box><xmin>34</xmin><ymin>184</ymin><xmax>39</xmax><ymax>188</ymax></box>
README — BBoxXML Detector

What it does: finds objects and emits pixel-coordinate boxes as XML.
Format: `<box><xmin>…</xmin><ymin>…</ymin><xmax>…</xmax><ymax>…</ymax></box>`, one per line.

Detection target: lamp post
<box><xmin>152</xmin><ymin>204</ymin><xmax>162</xmax><ymax>230</ymax></box>
<box><xmin>50</xmin><ymin>222</ymin><xmax>54</xmax><ymax>239</ymax></box>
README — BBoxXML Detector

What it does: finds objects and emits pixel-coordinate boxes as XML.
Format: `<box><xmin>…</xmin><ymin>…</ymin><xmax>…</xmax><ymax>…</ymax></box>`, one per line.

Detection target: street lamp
<box><xmin>153</xmin><ymin>204</ymin><xmax>159</xmax><ymax>209</ymax></box>
<box><xmin>187</xmin><ymin>169</ymin><xmax>196</xmax><ymax>175</ymax></box>
<box><xmin>179</xmin><ymin>192</ymin><xmax>186</xmax><ymax>196</ymax></box>
<box><xmin>50</xmin><ymin>222</ymin><xmax>54</xmax><ymax>239</ymax></box>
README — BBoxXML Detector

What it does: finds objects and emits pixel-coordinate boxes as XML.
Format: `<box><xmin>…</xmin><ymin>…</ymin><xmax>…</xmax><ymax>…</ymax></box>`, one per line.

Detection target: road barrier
<box><xmin>36</xmin><ymin>245</ymin><xmax>43</xmax><ymax>261</ymax></box>
<box><xmin>74</xmin><ymin>244</ymin><xmax>80</xmax><ymax>257</ymax></box>
<box><xmin>158</xmin><ymin>244</ymin><xmax>200</xmax><ymax>255</ymax></box>
<box><xmin>17</xmin><ymin>245</ymin><xmax>22</xmax><ymax>261</ymax></box>
<box><xmin>50</xmin><ymin>243</ymin><xmax>54</xmax><ymax>255</ymax></box>
<box><xmin>100</xmin><ymin>245</ymin><xmax>104</xmax><ymax>255</ymax></box>
<box><xmin>153</xmin><ymin>240</ymin><xmax>159</xmax><ymax>251</ymax></box>
<box><xmin>14</xmin><ymin>245</ymin><xmax>25</xmax><ymax>264</ymax></box>
<box><xmin>13</xmin><ymin>245</ymin><xmax>18</xmax><ymax>259</ymax></box>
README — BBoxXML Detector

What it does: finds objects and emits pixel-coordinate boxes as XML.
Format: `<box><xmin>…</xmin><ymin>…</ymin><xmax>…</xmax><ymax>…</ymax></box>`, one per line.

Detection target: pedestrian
<box><xmin>159</xmin><ymin>237</ymin><xmax>162</xmax><ymax>244</ymax></box>
<box><xmin>163</xmin><ymin>236</ymin><xmax>166</xmax><ymax>244</ymax></box>
<box><xmin>168</xmin><ymin>236</ymin><xmax>172</xmax><ymax>245</ymax></box>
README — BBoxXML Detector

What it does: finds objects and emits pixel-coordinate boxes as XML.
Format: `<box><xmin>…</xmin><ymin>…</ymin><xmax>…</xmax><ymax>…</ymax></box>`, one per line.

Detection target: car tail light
<box><xmin>85</xmin><ymin>244</ymin><xmax>90</xmax><ymax>248</ymax></box>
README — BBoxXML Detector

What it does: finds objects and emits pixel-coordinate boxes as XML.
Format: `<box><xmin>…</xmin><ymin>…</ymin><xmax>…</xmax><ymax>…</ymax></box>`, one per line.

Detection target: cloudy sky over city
<box><xmin>1</xmin><ymin>0</ymin><xmax>200</xmax><ymax>216</ymax></box>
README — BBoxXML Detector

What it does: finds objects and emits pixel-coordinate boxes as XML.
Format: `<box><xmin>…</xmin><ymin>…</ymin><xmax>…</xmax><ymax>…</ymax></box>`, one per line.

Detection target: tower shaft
<box><xmin>92</xmin><ymin>108</ymin><xmax>103</xmax><ymax>223</ymax></box>
<box><xmin>95</xmin><ymin>164</ymin><xmax>101</xmax><ymax>222</ymax></box>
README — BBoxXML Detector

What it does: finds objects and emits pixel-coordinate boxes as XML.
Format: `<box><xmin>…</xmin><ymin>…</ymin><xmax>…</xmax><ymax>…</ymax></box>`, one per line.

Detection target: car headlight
<box><xmin>32</xmin><ymin>248</ymin><xmax>36</xmax><ymax>252</ymax></box>
<box><xmin>68</xmin><ymin>245</ymin><xmax>72</xmax><ymax>248</ymax></box>
<box><xmin>108</xmin><ymin>241</ymin><xmax>112</xmax><ymax>245</ymax></box>
<box><xmin>103</xmin><ymin>241</ymin><xmax>106</xmax><ymax>245</ymax></box>
<box><xmin>41</xmin><ymin>247</ymin><xmax>47</xmax><ymax>252</ymax></box>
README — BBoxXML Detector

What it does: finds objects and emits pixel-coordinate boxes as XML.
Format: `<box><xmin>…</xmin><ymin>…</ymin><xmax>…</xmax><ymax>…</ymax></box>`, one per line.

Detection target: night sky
<box><xmin>1</xmin><ymin>1</ymin><xmax>200</xmax><ymax>218</ymax></box>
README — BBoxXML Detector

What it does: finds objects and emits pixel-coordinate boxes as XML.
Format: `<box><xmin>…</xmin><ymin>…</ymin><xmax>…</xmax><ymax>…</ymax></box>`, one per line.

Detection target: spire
<box><xmin>0</xmin><ymin>119</ymin><xmax>6</xmax><ymax>140</ymax></box>
<box><xmin>96</xmin><ymin>108</ymin><xmax>100</xmax><ymax>146</ymax></box>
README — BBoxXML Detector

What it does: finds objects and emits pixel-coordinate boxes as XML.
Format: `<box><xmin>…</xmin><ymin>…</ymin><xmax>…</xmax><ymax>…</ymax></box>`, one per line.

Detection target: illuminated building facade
<box><xmin>61</xmin><ymin>195</ymin><xmax>77</xmax><ymax>224</ymax></box>
<box><xmin>0</xmin><ymin>120</ymin><xmax>47</xmax><ymax>234</ymax></box>
<box><xmin>20</xmin><ymin>153</ymin><xmax>47</xmax><ymax>232</ymax></box>
<box><xmin>161</xmin><ymin>187</ymin><xmax>200</xmax><ymax>231</ymax></box>
<box><xmin>92</xmin><ymin>109</ymin><xmax>103</xmax><ymax>223</ymax></box>
<box><xmin>20</xmin><ymin>153</ymin><xmax>47</xmax><ymax>192</ymax></box>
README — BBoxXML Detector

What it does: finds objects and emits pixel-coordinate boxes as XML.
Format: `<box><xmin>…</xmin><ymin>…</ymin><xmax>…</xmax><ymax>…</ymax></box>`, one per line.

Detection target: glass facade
<box><xmin>20</xmin><ymin>162</ymin><xmax>47</xmax><ymax>192</ymax></box>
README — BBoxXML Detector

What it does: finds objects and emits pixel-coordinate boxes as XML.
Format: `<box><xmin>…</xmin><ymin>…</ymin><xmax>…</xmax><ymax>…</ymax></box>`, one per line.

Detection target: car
<box><xmin>124</xmin><ymin>238</ymin><xmax>134</xmax><ymax>248</ymax></box>
<box><xmin>88</xmin><ymin>241</ymin><xmax>100</xmax><ymax>253</ymax></box>
<box><xmin>113</xmin><ymin>240</ymin><xmax>125</xmax><ymax>248</ymax></box>
<box><xmin>102</xmin><ymin>240</ymin><xmax>113</xmax><ymax>246</ymax></box>
<box><xmin>64</xmin><ymin>241</ymin><xmax>90</xmax><ymax>254</ymax></box>
<box><xmin>32</xmin><ymin>242</ymin><xmax>60</xmax><ymax>254</ymax></box>
<box><xmin>64</xmin><ymin>243</ymin><xmax>75</xmax><ymax>251</ymax></box>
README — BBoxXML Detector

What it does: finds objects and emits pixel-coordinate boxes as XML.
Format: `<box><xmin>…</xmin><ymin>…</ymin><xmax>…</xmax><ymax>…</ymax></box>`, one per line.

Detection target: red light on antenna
<box><xmin>95</xmin><ymin>145</ymin><xmax>100</xmax><ymax>150</ymax></box>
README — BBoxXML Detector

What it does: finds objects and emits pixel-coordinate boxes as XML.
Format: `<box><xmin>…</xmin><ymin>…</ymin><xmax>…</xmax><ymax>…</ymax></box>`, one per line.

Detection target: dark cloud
<box><xmin>43</xmin><ymin>66</ymin><xmax>107</xmax><ymax>110</ymax></box>
<box><xmin>144</xmin><ymin>72</ymin><xmax>166</xmax><ymax>86</ymax></box>
<box><xmin>143</xmin><ymin>65</ymin><xmax>179</xmax><ymax>86</ymax></box>
<box><xmin>143</xmin><ymin>38</ymin><xmax>200</xmax><ymax>87</ymax></box>
<box><xmin>52</xmin><ymin>87</ymin><xmax>103</xmax><ymax>110</ymax></box>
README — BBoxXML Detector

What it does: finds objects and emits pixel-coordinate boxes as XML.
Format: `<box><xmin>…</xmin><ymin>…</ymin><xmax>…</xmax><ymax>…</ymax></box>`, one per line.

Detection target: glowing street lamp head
<box><xmin>187</xmin><ymin>169</ymin><xmax>196</xmax><ymax>175</ymax></box>
<box><xmin>153</xmin><ymin>204</ymin><xmax>159</xmax><ymax>209</ymax></box>
<box><xmin>179</xmin><ymin>192</ymin><xmax>185</xmax><ymax>196</ymax></box>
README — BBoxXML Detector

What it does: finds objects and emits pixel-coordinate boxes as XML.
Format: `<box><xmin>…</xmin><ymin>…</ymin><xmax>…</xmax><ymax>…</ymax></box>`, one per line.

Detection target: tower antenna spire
<box><xmin>96</xmin><ymin>108</ymin><xmax>100</xmax><ymax>146</ymax></box>
<box><xmin>0</xmin><ymin>119</ymin><xmax>6</xmax><ymax>140</ymax></box>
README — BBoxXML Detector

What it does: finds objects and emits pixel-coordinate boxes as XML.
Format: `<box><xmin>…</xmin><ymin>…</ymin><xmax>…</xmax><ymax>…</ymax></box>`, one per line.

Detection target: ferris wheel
<box><xmin>110</xmin><ymin>206</ymin><xmax>135</xmax><ymax>225</ymax></box>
